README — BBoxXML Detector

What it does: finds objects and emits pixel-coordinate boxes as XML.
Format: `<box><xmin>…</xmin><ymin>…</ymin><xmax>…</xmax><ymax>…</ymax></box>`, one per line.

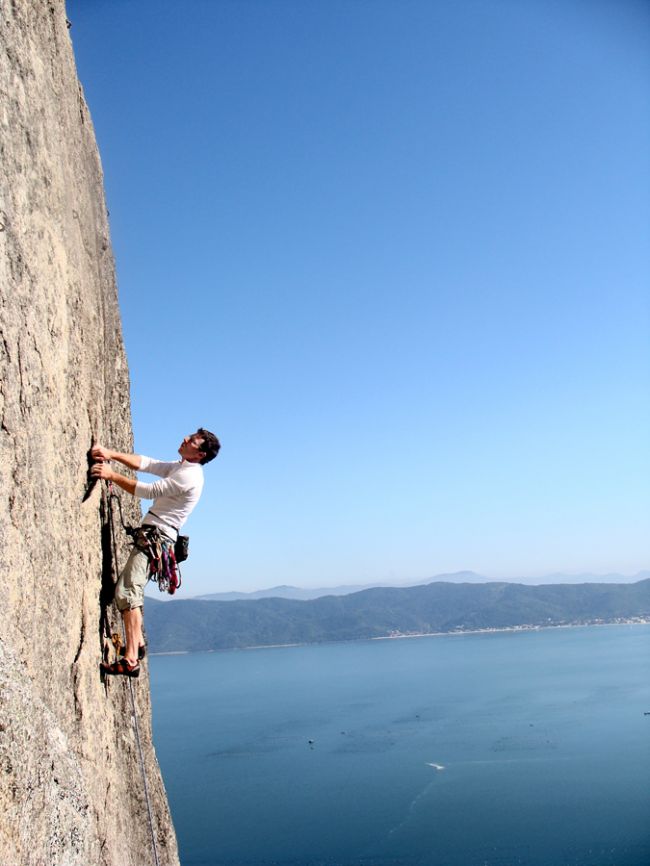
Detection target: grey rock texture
<box><xmin>0</xmin><ymin>3</ymin><xmax>180</xmax><ymax>865</ymax></box>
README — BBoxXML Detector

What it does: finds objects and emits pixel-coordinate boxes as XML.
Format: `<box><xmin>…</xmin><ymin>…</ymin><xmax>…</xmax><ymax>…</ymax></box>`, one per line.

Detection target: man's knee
<box><xmin>115</xmin><ymin>548</ymin><xmax>149</xmax><ymax>611</ymax></box>
<box><xmin>115</xmin><ymin>586</ymin><xmax>143</xmax><ymax>612</ymax></box>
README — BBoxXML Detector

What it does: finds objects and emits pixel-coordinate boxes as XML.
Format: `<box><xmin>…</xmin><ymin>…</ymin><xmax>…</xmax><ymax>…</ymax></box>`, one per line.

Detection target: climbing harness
<box><xmin>148</xmin><ymin>509</ymin><xmax>190</xmax><ymax>564</ymax></box>
<box><xmin>103</xmin><ymin>481</ymin><xmax>162</xmax><ymax>866</ymax></box>
<box><xmin>107</xmin><ymin>486</ymin><xmax>181</xmax><ymax>595</ymax></box>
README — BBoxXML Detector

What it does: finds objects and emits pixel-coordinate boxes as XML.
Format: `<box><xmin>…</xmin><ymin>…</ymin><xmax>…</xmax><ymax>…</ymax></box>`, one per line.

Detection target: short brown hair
<box><xmin>196</xmin><ymin>428</ymin><xmax>220</xmax><ymax>464</ymax></box>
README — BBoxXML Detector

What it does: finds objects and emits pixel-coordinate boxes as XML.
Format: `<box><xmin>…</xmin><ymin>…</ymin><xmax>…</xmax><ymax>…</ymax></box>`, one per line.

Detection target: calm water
<box><xmin>149</xmin><ymin>625</ymin><xmax>650</xmax><ymax>866</ymax></box>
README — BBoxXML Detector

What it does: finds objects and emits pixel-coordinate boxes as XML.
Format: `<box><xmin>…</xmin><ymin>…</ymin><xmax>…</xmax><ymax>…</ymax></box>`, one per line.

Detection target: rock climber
<box><xmin>90</xmin><ymin>428</ymin><xmax>220</xmax><ymax>677</ymax></box>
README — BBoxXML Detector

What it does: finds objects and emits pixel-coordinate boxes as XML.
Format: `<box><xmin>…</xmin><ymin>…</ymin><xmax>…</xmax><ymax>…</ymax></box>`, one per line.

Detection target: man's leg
<box><xmin>112</xmin><ymin>546</ymin><xmax>148</xmax><ymax>668</ymax></box>
<box><xmin>122</xmin><ymin>606</ymin><xmax>143</xmax><ymax>665</ymax></box>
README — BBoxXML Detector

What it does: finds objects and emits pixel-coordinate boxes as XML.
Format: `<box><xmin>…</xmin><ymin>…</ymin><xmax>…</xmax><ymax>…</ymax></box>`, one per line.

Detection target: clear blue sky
<box><xmin>68</xmin><ymin>0</ymin><xmax>649</xmax><ymax>594</ymax></box>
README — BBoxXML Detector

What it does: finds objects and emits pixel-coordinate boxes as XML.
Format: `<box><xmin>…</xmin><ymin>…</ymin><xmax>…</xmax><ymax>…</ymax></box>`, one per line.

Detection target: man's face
<box><xmin>179</xmin><ymin>432</ymin><xmax>206</xmax><ymax>463</ymax></box>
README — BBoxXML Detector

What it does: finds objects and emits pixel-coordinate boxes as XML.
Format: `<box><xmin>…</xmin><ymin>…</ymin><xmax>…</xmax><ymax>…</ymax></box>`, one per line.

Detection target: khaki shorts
<box><xmin>114</xmin><ymin>546</ymin><xmax>149</xmax><ymax>611</ymax></box>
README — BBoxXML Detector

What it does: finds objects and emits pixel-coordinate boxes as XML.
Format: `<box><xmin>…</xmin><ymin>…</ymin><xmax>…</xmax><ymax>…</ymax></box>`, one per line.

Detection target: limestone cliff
<box><xmin>0</xmin><ymin>3</ymin><xmax>180</xmax><ymax>864</ymax></box>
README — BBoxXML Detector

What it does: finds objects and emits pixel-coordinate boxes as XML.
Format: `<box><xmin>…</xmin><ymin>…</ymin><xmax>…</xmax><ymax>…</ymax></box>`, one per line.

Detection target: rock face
<box><xmin>0</xmin><ymin>3</ymin><xmax>179</xmax><ymax>865</ymax></box>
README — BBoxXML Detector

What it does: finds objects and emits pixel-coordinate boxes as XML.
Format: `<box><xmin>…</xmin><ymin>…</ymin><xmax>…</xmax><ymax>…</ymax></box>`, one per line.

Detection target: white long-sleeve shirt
<box><xmin>135</xmin><ymin>455</ymin><xmax>204</xmax><ymax>539</ymax></box>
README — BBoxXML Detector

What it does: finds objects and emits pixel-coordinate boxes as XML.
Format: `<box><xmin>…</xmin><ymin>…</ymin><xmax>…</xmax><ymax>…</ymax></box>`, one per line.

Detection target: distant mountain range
<box><xmin>146</xmin><ymin>578</ymin><xmax>650</xmax><ymax>653</ymax></box>
<box><xmin>193</xmin><ymin>571</ymin><xmax>650</xmax><ymax>602</ymax></box>
<box><xmin>194</xmin><ymin>582</ymin><xmax>375</xmax><ymax>602</ymax></box>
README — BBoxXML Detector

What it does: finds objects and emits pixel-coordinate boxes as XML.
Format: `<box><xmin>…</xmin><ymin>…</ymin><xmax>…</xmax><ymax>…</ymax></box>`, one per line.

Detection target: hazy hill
<box><xmin>146</xmin><ymin>579</ymin><xmax>650</xmax><ymax>653</ymax></box>
<box><xmin>191</xmin><ymin>571</ymin><xmax>649</xmax><ymax>602</ymax></box>
<box><xmin>192</xmin><ymin>571</ymin><xmax>481</xmax><ymax>601</ymax></box>
<box><xmin>194</xmin><ymin>583</ymin><xmax>375</xmax><ymax>601</ymax></box>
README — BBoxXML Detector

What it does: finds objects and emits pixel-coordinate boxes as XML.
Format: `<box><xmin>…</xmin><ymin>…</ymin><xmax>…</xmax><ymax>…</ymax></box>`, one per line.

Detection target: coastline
<box><xmin>148</xmin><ymin>618</ymin><xmax>650</xmax><ymax>656</ymax></box>
<box><xmin>371</xmin><ymin>618</ymin><xmax>650</xmax><ymax>642</ymax></box>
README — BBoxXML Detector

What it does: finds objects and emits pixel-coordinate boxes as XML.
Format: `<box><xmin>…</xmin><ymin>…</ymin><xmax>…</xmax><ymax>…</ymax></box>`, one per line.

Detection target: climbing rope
<box><xmin>104</xmin><ymin>482</ymin><xmax>162</xmax><ymax>866</ymax></box>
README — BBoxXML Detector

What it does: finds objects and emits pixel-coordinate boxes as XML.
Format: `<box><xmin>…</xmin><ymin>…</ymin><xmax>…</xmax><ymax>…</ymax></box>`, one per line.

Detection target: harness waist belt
<box><xmin>146</xmin><ymin>510</ymin><xmax>179</xmax><ymax>538</ymax></box>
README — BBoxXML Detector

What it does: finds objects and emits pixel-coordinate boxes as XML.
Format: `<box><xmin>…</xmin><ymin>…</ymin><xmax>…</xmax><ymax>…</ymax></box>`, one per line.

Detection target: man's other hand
<box><xmin>91</xmin><ymin>445</ymin><xmax>112</xmax><ymax>462</ymax></box>
<box><xmin>90</xmin><ymin>462</ymin><xmax>113</xmax><ymax>481</ymax></box>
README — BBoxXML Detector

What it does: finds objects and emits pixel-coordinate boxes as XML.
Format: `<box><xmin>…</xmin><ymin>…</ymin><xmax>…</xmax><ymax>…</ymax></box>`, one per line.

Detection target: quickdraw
<box><xmin>132</xmin><ymin>526</ymin><xmax>181</xmax><ymax>595</ymax></box>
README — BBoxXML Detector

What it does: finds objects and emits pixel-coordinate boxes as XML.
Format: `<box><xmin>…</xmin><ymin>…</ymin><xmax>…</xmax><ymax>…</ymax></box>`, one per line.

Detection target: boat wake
<box><xmin>383</xmin><ymin>763</ymin><xmax>446</xmax><ymax>840</ymax></box>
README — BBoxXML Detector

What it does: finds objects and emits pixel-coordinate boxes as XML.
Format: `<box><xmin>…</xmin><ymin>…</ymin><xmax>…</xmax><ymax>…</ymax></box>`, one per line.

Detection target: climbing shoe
<box><xmin>120</xmin><ymin>644</ymin><xmax>146</xmax><ymax>661</ymax></box>
<box><xmin>100</xmin><ymin>658</ymin><xmax>140</xmax><ymax>678</ymax></box>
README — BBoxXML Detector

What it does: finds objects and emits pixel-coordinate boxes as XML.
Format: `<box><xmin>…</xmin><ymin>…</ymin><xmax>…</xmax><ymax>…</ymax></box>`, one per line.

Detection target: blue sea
<box><xmin>149</xmin><ymin>625</ymin><xmax>650</xmax><ymax>866</ymax></box>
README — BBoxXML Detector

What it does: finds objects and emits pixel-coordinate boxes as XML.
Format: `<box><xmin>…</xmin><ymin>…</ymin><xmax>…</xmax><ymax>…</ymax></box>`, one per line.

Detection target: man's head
<box><xmin>179</xmin><ymin>429</ymin><xmax>221</xmax><ymax>465</ymax></box>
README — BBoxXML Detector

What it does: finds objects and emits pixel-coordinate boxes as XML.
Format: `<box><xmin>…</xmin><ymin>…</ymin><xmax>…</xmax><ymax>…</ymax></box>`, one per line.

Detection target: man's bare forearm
<box><xmin>109</xmin><ymin>452</ymin><xmax>142</xmax><ymax>471</ymax></box>
<box><xmin>106</xmin><ymin>470</ymin><xmax>137</xmax><ymax>496</ymax></box>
